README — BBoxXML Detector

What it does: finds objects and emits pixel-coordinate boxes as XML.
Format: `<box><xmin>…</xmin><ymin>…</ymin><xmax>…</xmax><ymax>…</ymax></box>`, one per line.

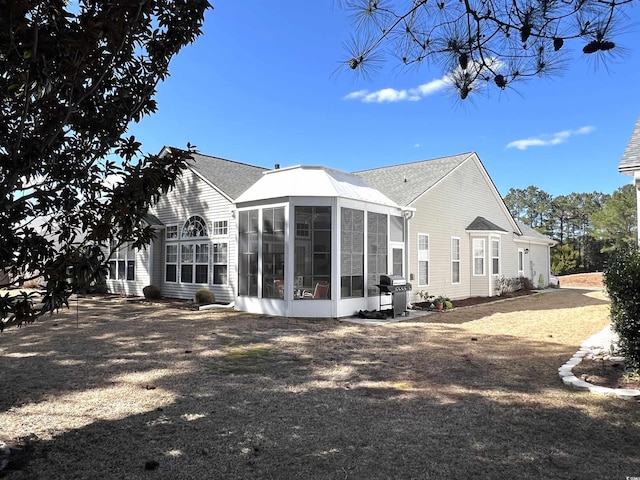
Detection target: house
<box><xmin>105</xmin><ymin>148</ymin><xmax>267</xmax><ymax>302</ymax></box>
<box><xmin>618</xmin><ymin>116</ymin><xmax>640</xmax><ymax>246</ymax></box>
<box><xmin>107</xmin><ymin>148</ymin><xmax>555</xmax><ymax>317</ymax></box>
<box><xmin>356</xmin><ymin>152</ymin><xmax>555</xmax><ymax>299</ymax></box>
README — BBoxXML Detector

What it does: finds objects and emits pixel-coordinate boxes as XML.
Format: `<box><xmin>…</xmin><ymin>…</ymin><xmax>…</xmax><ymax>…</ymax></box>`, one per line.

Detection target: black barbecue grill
<box><xmin>376</xmin><ymin>274</ymin><xmax>412</xmax><ymax>317</ymax></box>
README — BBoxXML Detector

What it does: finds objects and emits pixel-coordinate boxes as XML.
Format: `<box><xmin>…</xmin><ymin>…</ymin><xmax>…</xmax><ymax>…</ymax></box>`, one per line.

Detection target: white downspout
<box><xmin>402</xmin><ymin>208</ymin><xmax>415</xmax><ymax>300</ymax></box>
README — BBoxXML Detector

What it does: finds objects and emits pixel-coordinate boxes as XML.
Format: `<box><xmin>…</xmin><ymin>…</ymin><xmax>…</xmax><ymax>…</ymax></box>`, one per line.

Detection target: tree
<box><xmin>337</xmin><ymin>0</ymin><xmax>636</xmax><ymax>99</ymax></box>
<box><xmin>551</xmin><ymin>243</ymin><xmax>580</xmax><ymax>275</ymax></box>
<box><xmin>504</xmin><ymin>186</ymin><xmax>551</xmax><ymax>230</ymax></box>
<box><xmin>550</xmin><ymin>194</ymin><xmax>576</xmax><ymax>245</ymax></box>
<box><xmin>590</xmin><ymin>184</ymin><xmax>637</xmax><ymax>252</ymax></box>
<box><xmin>604</xmin><ymin>249</ymin><xmax>640</xmax><ymax>372</ymax></box>
<box><xmin>1</xmin><ymin>0</ymin><xmax>211</xmax><ymax>330</ymax></box>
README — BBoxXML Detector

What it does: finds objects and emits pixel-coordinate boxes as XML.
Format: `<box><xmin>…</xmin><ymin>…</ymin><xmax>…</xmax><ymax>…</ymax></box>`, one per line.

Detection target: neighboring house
<box><xmin>107</xmin><ymin>148</ymin><xmax>555</xmax><ymax>317</ymax></box>
<box><xmin>618</xmin><ymin>116</ymin><xmax>640</xmax><ymax>247</ymax></box>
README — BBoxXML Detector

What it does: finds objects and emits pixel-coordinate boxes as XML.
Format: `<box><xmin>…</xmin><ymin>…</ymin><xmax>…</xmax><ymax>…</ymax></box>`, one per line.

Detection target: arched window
<box><xmin>182</xmin><ymin>216</ymin><xmax>208</xmax><ymax>238</ymax></box>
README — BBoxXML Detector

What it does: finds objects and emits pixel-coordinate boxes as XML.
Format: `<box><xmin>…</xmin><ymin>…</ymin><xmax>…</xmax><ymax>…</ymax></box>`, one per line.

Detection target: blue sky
<box><xmin>129</xmin><ymin>1</ymin><xmax>640</xmax><ymax>198</ymax></box>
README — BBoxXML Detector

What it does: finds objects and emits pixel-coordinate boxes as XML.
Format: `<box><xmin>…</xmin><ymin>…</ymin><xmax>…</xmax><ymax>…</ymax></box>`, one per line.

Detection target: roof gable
<box><xmin>354</xmin><ymin>152</ymin><xmax>472</xmax><ymax>206</ymax></box>
<box><xmin>466</xmin><ymin>216</ymin><xmax>507</xmax><ymax>232</ymax></box>
<box><xmin>161</xmin><ymin>147</ymin><xmax>268</xmax><ymax>201</ymax></box>
<box><xmin>619</xmin><ymin>116</ymin><xmax>640</xmax><ymax>175</ymax></box>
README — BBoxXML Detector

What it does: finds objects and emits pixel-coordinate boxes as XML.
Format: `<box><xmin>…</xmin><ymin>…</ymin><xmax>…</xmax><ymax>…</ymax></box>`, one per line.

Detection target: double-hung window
<box><xmin>109</xmin><ymin>241</ymin><xmax>135</xmax><ymax>281</ymax></box>
<box><xmin>473</xmin><ymin>238</ymin><xmax>485</xmax><ymax>276</ymax></box>
<box><xmin>491</xmin><ymin>238</ymin><xmax>500</xmax><ymax>275</ymax></box>
<box><xmin>210</xmin><ymin>219</ymin><xmax>229</xmax><ymax>285</ymax></box>
<box><xmin>418</xmin><ymin>233</ymin><xmax>429</xmax><ymax>286</ymax></box>
<box><xmin>166</xmin><ymin>244</ymin><xmax>178</xmax><ymax>282</ymax></box>
<box><xmin>451</xmin><ymin>237</ymin><xmax>460</xmax><ymax>284</ymax></box>
<box><xmin>212</xmin><ymin>243</ymin><xmax>228</xmax><ymax>285</ymax></box>
<box><xmin>180</xmin><ymin>244</ymin><xmax>209</xmax><ymax>284</ymax></box>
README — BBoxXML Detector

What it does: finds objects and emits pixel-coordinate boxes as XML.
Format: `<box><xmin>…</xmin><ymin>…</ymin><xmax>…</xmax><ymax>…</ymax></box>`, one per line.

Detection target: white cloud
<box><xmin>414</xmin><ymin>143</ymin><xmax>420</xmax><ymax>148</ymax></box>
<box><xmin>506</xmin><ymin>126</ymin><xmax>596</xmax><ymax>150</ymax></box>
<box><xmin>343</xmin><ymin>78</ymin><xmax>447</xmax><ymax>103</ymax></box>
<box><xmin>342</xmin><ymin>57</ymin><xmax>500</xmax><ymax>103</ymax></box>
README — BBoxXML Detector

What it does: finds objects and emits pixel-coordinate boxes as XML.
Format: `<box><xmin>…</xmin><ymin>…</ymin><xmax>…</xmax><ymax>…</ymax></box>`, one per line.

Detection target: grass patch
<box><xmin>208</xmin><ymin>346</ymin><xmax>274</xmax><ymax>374</ymax></box>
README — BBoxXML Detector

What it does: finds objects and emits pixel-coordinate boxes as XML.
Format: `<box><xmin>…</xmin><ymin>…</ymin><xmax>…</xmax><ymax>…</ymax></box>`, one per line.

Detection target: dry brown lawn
<box><xmin>1</xmin><ymin>287</ymin><xmax>639</xmax><ymax>479</ymax></box>
<box><xmin>557</xmin><ymin>272</ymin><xmax>603</xmax><ymax>289</ymax></box>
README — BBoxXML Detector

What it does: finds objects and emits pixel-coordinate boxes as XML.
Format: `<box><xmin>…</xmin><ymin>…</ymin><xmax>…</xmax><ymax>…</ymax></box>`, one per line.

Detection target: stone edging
<box><xmin>558</xmin><ymin>326</ymin><xmax>640</xmax><ymax>401</ymax></box>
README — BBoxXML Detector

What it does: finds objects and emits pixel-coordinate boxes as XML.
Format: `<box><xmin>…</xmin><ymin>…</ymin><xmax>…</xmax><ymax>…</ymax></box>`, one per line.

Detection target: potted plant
<box><xmin>434</xmin><ymin>296</ymin><xmax>453</xmax><ymax>311</ymax></box>
<box><xmin>434</xmin><ymin>296</ymin><xmax>444</xmax><ymax>311</ymax></box>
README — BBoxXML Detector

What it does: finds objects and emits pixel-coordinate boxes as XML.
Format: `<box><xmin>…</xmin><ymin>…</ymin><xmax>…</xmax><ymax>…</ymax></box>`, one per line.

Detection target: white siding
<box><xmin>147</xmin><ymin>168</ymin><xmax>236</xmax><ymax>303</ymax></box>
<box><xmin>407</xmin><ymin>156</ymin><xmax>520</xmax><ymax>301</ymax></box>
<box><xmin>106</xmin><ymin>244</ymin><xmax>151</xmax><ymax>297</ymax></box>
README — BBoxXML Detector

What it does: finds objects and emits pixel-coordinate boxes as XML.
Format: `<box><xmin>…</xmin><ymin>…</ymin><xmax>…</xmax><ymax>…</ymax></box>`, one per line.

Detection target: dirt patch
<box><xmin>558</xmin><ymin>272</ymin><xmax>603</xmax><ymax>289</ymax></box>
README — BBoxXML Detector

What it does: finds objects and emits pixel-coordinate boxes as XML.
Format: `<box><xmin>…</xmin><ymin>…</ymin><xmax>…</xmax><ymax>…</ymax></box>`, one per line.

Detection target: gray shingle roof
<box><xmin>515</xmin><ymin>221</ymin><xmax>555</xmax><ymax>244</ymax></box>
<box><xmin>143</xmin><ymin>213</ymin><xmax>164</xmax><ymax>226</ymax></box>
<box><xmin>466</xmin><ymin>216</ymin><xmax>507</xmax><ymax>232</ymax></box>
<box><xmin>619</xmin><ymin>116</ymin><xmax>640</xmax><ymax>175</ymax></box>
<box><xmin>353</xmin><ymin>152</ymin><xmax>473</xmax><ymax>206</ymax></box>
<box><xmin>188</xmin><ymin>151</ymin><xmax>268</xmax><ymax>200</ymax></box>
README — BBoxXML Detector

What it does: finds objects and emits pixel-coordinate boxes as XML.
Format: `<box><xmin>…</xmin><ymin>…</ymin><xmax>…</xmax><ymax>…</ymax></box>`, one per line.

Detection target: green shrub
<box><xmin>603</xmin><ymin>250</ymin><xmax>640</xmax><ymax>372</ymax></box>
<box><xmin>142</xmin><ymin>284</ymin><xmax>161</xmax><ymax>300</ymax></box>
<box><xmin>443</xmin><ymin>300</ymin><xmax>454</xmax><ymax>310</ymax></box>
<box><xmin>195</xmin><ymin>288</ymin><xmax>216</xmax><ymax>305</ymax></box>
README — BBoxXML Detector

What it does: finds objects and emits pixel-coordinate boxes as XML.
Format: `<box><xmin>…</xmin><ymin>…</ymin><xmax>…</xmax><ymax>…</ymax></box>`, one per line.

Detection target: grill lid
<box><xmin>379</xmin><ymin>274</ymin><xmax>406</xmax><ymax>286</ymax></box>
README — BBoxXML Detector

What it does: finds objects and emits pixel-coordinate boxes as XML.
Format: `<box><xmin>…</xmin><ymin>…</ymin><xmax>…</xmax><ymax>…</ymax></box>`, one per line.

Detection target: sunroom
<box><xmin>234</xmin><ymin>165</ymin><xmax>411</xmax><ymax>318</ymax></box>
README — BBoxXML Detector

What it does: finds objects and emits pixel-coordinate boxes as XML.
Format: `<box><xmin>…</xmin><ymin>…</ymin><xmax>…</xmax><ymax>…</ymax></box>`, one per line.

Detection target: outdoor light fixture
<box><xmin>524</xmin><ymin>248</ymin><xmax>529</xmax><ymax>254</ymax></box>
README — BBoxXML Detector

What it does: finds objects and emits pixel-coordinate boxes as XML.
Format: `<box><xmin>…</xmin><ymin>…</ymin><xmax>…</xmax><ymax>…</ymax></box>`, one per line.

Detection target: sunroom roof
<box><xmin>235</xmin><ymin>165</ymin><xmax>400</xmax><ymax>208</ymax></box>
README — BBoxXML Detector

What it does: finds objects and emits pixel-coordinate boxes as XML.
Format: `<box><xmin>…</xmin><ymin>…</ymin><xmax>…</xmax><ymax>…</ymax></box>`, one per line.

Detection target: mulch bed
<box><xmin>114</xmin><ymin>290</ymin><xmax>538</xmax><ymax>312</ymax></box>
<box><xmin>572</xmin><ymin>357</ymin><xmax>640</xmax><ymax>390</ymax></box>
<box><xmin>414</xmin><ymin>288</ymin><xmax>538</xmax><ymax>310</ymax></box>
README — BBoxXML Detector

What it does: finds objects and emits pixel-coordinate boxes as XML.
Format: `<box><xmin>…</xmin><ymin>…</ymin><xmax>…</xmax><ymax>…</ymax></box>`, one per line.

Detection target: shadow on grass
<box><xmin>1</xmin><ymin>288</ymin><xmax>636</xmax><ymax>479</ymax></box>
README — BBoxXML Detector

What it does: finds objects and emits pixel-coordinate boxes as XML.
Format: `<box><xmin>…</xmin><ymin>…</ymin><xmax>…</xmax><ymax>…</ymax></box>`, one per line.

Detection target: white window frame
<box><xmin>417</xmin><ymin>233</ymin><xmax>429</xmax><ymax>286</ymax></box>
<box><xmin>212</xmin><ymin>242</ymin><xmax>228</xmax><ymax>285</ymax></box>
<box><xmin>182</xmin><ymin>215</ymin><xmax>208</xmax><ymax>239</ymax></box>
<box><xmin>109</xmin><ymin>241</ymin><xmax>136</xmax><ymax>281</ymax></box>
<box><xmin>179</xmin><ymin>243</ymin><xmax>209</xmax><ymax>284</ymax></box>
<box><xmin>451</xmin><ymin>237</ymin><xmax>461</xmax><ymax>284</ymax></box>
<box><xmin>518</xmin><ymin>248</ymin><xmax>525</xmax><ymax>277</ymax></box>
<box><xmin>473</xmin><ymin>238</ymin><xmax>485</xmax><ymax>276</ymax></box>
<box><xmin>165</xmin><ymin>216</ymin><xmax>213</xmax><ymax>285</ymax></box>
<box><xmin>165</xmin><ymin>244</ymin><xmax>178</xmax><ymax>283</ymax></box>
<box><xmin>212</xmin><ymin>220</ymin><xmax>228</xmax><ymax>236</ymax></box>
<box><xmin>491</xmin><ymin>237</ymin><xmax>500</xmax><ymax>276</ymax></box>
<box><xmin>165</xmin><ymin>225</ymin><xmax>178</xmax><ymax>240</ymax></box>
